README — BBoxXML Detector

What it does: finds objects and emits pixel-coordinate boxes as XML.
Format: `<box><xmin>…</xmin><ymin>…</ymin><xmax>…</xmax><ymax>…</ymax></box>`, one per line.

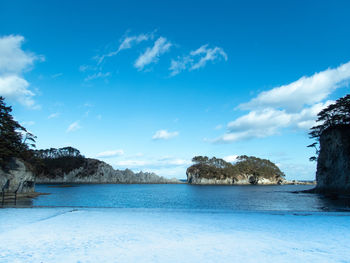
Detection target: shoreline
<box><xmin>0</xmin><ymin>207</ymin><xmax>349</xmax><ymax>262</ymax></box>
<box><xmin>35</xmin><ymin>180</ymin><xmax>315</xmax><ymax>186</ymax></box>
<box><xmin>0</xmin><ymin>192</ymin><xmax>50</xmax><ymax>207</ymax></box>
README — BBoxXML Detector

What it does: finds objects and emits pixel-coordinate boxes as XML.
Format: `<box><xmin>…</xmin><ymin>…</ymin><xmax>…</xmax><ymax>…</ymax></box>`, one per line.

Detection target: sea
<box><xmin>30</xmin><ymin>184</ymin><xmax>350</xmax><ymax>212</ymax></box>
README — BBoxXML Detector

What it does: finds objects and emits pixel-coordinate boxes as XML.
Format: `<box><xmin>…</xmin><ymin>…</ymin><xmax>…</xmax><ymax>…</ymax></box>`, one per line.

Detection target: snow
<box><xmin>0</xmin><ymin>208</ymin><xmax>349</xmax><ymax>263</ymax></box>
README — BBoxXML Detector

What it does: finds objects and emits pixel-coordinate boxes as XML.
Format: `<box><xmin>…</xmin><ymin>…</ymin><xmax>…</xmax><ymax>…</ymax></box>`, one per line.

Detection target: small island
<box><xmin>186</xmin><ymin>155</ymin><xmax>286</xmax><ymax>185</ymax></box>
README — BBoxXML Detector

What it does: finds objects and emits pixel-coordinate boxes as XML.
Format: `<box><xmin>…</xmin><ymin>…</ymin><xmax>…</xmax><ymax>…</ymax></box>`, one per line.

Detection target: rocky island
<box><xmin>186</xmin><ymin>155</ymin><xmax>285</xmax><ymax>185</ymax></box>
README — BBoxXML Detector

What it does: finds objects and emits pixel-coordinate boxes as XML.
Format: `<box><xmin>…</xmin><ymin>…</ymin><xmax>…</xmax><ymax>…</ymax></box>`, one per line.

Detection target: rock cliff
<box><xmin>35</xmin><ymin>158</ymin><xmax>179</xmax><ymax>184</ymax></box>
<box><xmin>316</xmin><ymin>126</ymin><xmax>350</xmax><ymax>194</ymax></box>
<box><xmin>0</xmin><ymin>158</ymin><xmax>35</xmax><ymax>194</ymax></box>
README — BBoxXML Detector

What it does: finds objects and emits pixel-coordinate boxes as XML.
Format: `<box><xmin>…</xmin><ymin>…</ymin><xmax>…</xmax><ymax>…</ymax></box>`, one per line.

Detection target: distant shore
<box><xmin>34</xmin><ymin>180</ymin><xmax>315</xmax><ymax>186</ymax></box>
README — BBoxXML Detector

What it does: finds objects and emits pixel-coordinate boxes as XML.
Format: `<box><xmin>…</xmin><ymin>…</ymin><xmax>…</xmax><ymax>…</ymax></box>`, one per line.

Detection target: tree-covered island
<box><xmin>186</xmin><ymin>155</ymin><xmax>285</xmax><ymax>185</ymax></box>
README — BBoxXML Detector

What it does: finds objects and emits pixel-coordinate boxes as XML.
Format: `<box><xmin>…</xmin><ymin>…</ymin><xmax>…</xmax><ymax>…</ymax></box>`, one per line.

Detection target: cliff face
<box><xmin>316</xmin><ymin>126</ymin><xmax>350</xmax><ymax>194</ymax></box>
<box><xmin>0</xmin><ymin>158</ymin><xmax>35</xmax><ymax>194</ymax></box>
<box><xmin>186</xmin><ymin>164</ymin><xmax>285</xmax><ymax>185</ymax></box>
<box><xmin>35</xmin><ymin>158</ymin><xmax>179</xmax><ymax>184</ymax></box>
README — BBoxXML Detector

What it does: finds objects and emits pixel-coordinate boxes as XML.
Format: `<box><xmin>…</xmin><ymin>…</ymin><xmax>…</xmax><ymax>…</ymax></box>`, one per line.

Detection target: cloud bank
<box><xmin>215</xmin><ymin>62</ymin><xmax>350</xmax><ymax>143</ymax></box>
<box><xmin>239</xmin><ymin>62</ymin><xmax>350</xmax><ymax>112</ymax></box>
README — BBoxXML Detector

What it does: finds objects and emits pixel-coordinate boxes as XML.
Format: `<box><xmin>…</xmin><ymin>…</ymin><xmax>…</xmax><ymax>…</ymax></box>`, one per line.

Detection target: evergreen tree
<box><xmin>0</xmin><ymin>97</ymin><xmax>36</xmax><ymax>168</ymax></box>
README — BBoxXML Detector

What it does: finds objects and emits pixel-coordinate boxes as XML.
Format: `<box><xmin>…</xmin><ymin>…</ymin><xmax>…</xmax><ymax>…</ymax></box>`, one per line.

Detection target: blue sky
<box><xmin>1</xmin><ymin>0</ymin><xmax>350</xmax><ymax>179</ymax></box>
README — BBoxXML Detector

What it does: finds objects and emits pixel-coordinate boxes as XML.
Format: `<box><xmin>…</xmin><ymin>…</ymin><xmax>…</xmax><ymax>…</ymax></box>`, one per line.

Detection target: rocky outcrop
<box><xmin>0</xmin><ymin>158</ymin><xmax>35</xmax><ymax>194</ymax></box>
<box><xmin>187</xmin><ymin>167</ymin><xmax>284</xmax><ymax>185</ymax></box>
<box><xmin>35</xmin><ymin>158</ymin><xmax>180</xmax><ymax>184</ymax></box>
<box><xmin>316</xmin><ymin>126</ymin><xmax>350</xmax><ymax>194</ymax></box>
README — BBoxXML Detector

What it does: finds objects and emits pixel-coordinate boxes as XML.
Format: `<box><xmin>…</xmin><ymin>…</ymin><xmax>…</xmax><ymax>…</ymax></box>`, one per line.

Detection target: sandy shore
<box><xmin>0</xmin><ymin>208</ymin><xmax>349</xmax><ymax>263</ymax></box>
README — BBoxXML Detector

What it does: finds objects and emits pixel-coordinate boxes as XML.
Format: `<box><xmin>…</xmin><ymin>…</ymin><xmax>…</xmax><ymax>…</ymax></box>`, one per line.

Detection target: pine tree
<box><xmin>308</xmin><ymin>94</ymin><xmax>350</xmax><ymax>161</ymax></box>
<box><xmin>0</xmin><ymin>97</ymin><xmax>36</xmax><ymax>168</ymax></box>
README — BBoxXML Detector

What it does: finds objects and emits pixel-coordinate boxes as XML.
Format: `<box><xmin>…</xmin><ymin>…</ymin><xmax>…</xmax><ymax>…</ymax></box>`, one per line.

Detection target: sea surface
<box><xmin>32</xmin><ymin>184</ymin><xmax>350</xmax><ymax>212</ymax></box>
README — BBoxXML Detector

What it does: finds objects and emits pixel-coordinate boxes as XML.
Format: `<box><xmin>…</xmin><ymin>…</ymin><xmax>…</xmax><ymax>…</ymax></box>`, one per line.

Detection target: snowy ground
<box><xmin>0</xmin><ymin>208</ymin><xmax>349</xmax><ymax>263</ymax></box>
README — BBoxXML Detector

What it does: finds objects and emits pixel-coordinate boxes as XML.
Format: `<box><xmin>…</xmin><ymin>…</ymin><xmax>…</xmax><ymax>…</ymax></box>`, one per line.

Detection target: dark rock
<box><xmin>316</xmin><ymin>126</ymin><xmax>350</xmax><ymax>194</ymax></box>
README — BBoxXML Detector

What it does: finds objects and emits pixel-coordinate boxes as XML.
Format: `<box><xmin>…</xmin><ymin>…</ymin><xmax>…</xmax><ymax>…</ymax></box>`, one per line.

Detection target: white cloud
<box><xmin>215</xmin><ymin>103</ymin><xmax>334</xmax><ymax>143</ymax></box>
<box><xmin>169</xmin><ymin>56</ymin><xmax>193</xmax><ymax>76</ymax></box>
<box><xmin>169</xmin><ymin>44</ymin><xmax>227</xmax><ymax>76</ymax></box>
<box><xmin>152</xmin><ymin>129</ymin><xmax>179</xmax><ymax>140</ymax></box>
<box><xmin>134</xmin><ymin>37</ymin><xmax>172</xmax><ymax>70</ymax></box>
<box><xmin>239</xmin><ymin>61</ymin><xmax>350</xmax><ymax>112</ymax></box>
<box><xmin>84</xmin><ymin>72</ymin><xmax>110</xmax><ymax>81</ymax></box>
<box><xmin>48</xmin><ymin>112</ymin><xmax>60</xmax><ymax>119</ymax></box>
<box><xmin>215</xmin><ymin>124</ymin><xmax>223</xmax><ymax>130</ymax></box>
<box><xmin>190</xmin><ymin>45</ymin><xmax>228</xmax><ymax>70</ymax></box>
<box><xmin>226</xmin><ymin>108</ymin><xmax>291</xmax><ymax>137</ymax></box>
<box><xmin>97</xmin><ymin>150</ymin><xmax>124</xmax><ymax>158</ymax></box>
<box><xmin>214</xmin><ymin>62</ymin><xmax>350</xmax><ymax>143</ymax></box>
<box><xmin>0</xmin><ymin>75</ymin><xmax>35</xmax><ymax>107</ymax></box>
<box><xmin>96</xmin><ymin>32</ymin><xmax>154</xmax><ymax>65</ymax></box>
<box><xmin>294</xmin><ymin>101</ymin><xmax>334</xmax><ymax>129</ymax></box>
<box><xmin>0</xmin><ymin>35</ymin><xmax>43</xmax><ymax>107</ymax></box>
<box><xmin>223</xmin><ymin>155</ymin><xmax>238</xmax><ymax>163</ymax></box>
<box><xmin>0</xmin><ymin>35</ymin><xmax>43</xmax><ymax>74</ymax></box>
<box><xmin>118</xmin><ymin>34</ymin><xmax>152</xmax><ymax>52</ymax></box>
<box><xmin>66</xmin><ymin>121</ymin><xmax>81</xmax><ymax>133</ymax></box>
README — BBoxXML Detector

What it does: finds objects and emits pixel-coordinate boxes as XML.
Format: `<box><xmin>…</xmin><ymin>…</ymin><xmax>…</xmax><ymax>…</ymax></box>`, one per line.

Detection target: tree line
<box><xmin>190</xmin><ymin>155</ymin><xmax>285</xmax><ymax>180</ymax></box>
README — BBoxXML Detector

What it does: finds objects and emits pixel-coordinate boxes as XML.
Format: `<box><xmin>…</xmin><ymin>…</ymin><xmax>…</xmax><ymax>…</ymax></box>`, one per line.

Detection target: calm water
<box><xmin>32</xmin><ymin>184</ymin><xmax>350</xmax><ymax>212</ymax></box>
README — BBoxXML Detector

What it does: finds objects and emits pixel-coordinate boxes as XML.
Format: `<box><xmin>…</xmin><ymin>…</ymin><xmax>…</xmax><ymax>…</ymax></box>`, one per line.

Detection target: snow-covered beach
<box><xmin>1</xmin><ymin>208</ymin><xmax>349</xmax><ymax>263</ymax></box>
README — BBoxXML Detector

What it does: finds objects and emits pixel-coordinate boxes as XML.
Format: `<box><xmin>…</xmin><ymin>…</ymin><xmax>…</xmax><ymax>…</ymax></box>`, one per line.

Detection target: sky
<box><xmin>1</xmin><ymin>0</ymin><xmax>350</xmax><ymax>180</ymax></box>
